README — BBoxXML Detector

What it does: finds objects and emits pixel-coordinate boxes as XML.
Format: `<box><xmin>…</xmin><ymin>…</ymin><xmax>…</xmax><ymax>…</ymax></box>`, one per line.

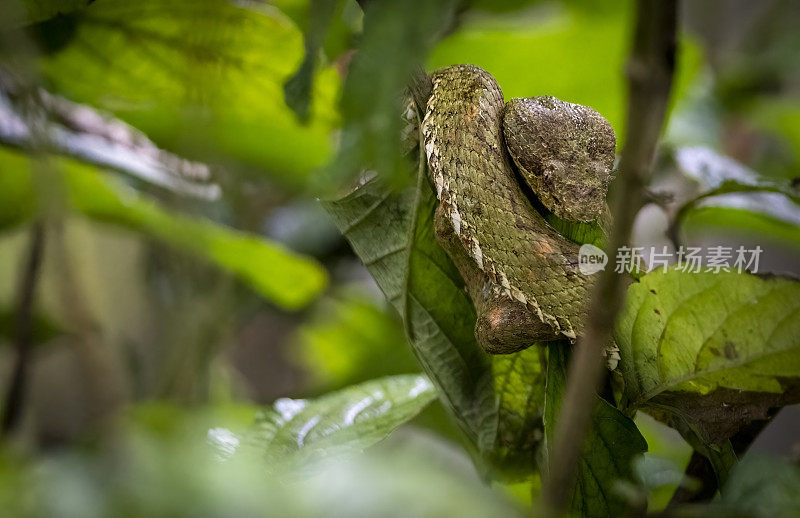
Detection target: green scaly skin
<box><xmin>421</xmin><ymin>65</ymin><xmax>616</xmax><ymax>354</ymax></box>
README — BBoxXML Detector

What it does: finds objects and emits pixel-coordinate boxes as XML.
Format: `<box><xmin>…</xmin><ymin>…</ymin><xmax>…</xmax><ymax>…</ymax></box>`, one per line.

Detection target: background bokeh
<box><xmin>1</xmin><ymin>0</ymin><xmax>799</xmax><ymax>515</ymax></box>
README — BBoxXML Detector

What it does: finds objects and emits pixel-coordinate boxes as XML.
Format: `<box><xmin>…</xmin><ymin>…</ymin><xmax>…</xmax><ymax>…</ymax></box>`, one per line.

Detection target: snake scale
<box><xmin>419</xmin><ymin>65</ymin><xmax>616</xmax><ymax>354</ymax></box>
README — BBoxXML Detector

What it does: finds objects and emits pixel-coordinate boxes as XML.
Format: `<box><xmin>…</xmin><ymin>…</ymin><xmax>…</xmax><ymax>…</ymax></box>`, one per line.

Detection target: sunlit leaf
<box><xmin>0</xmin><ymin>147</ymin><xmax>327</xmax><ymax>309</ymax></box>
<box><xmin>616</xmin><ymin>268</ymin><xmax>800</xmax><ymax>444</ymax></box>
<box><xmin>34</xmin><ymin>0</ymin><xmax>340</xmax><ymax>184</ymax></box>
<box><xmin>544</xmin><ymin>345</ymin><xmax>647</xmax><ymax>518</ymax></box>
<box><xmin>283</xmin><ymin>0</ymin><xmax>339</xmax><ymax>122</ymax></box>
<box><xmin>248</xmin><ymin>374</ymin><xmax>436</xmax><ymax>465</ymax></box>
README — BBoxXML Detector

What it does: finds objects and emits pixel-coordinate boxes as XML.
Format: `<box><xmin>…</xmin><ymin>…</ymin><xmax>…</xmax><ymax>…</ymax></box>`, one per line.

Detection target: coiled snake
<box><xmin>419</xmin><ymin>65</ymin><xmax>616</xmax><ymax>354</ymax></box>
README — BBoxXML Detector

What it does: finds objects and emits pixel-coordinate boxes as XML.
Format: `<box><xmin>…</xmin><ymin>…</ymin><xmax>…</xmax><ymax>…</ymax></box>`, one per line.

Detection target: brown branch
<box><xmin>1</xmin><ymin>223</ymin><xmax>46</xmax><ymax>436</ymax></box>
<box><xmin>541</xmin><ymin>1</ymin><xmax>678</xmax><ymax>514</ymax></box>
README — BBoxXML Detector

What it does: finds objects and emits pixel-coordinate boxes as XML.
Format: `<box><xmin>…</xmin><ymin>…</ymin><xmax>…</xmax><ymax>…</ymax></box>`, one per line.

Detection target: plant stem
<box><xmin>1</xmin><ymin>223</ymin><xmax>46</xmax><ymax>436</ymax></box>
<box><xmin>541</xmin><ymin>1</ymin><xmax>678</xmax><ymax>513</ymax></box>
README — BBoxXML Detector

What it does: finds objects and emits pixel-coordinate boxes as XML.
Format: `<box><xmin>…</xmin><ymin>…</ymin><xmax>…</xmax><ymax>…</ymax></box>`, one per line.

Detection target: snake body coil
<box><xmin>421</xmin><ymin>65</ymin><xmax>615</xmax><ymax>354</ymax></box>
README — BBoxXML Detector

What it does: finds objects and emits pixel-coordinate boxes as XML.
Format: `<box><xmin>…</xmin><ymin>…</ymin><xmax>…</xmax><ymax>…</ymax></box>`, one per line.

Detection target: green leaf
<box><xmin>327</xmin><ymin>0</ymin><xmax>458</xmax><ymax>189</ymax></box>
<box><xmin>0</xmin><ymin>305</ymin><xmax>62</xmax><ymax>346</ymax></box>
<box><xmin>323</xmin><ymin>162</ymin><xmax>548</xmax><ymax>478</ymax></box>
<box><xmin>615</xmin><ymin>268</ymin><xmax>800</xmax><ymax>443</ymax></box>
<box><xmin>248</xmin><ymin>374</ymin><xmax>436</xmax><ymax>466</ymax></box>
<box><xmin>0</xmin><ymin>147</ymin><xmax>327</xmax><ymax>309</ymax></box>
<box><xmin>490</xmin><ymin>346</ymin><xmax>547</xmax><ymax>476</ymax></box>
<box><xmin>544</xmin><ymin>345</ymin><xmax>648</xmax><ymax>518</ymax></box>
<box><xmin>673</xmin><ymin>146</ymin><xmax>800</xmax><ymax>248</ymax></box>
<box><xmin>34</xmin><ymin>0</ymin><xmax>340</xmax><ymax>184</ymax></box>
<box><xmin>283</xmin><ymin>0</ymin><xmax>339</xmax><ymax>122</ymax></box>
<box><xmin>321</xmin><ymin>174</ymin><xmax>495</xmax><ymax>448</ymax></box>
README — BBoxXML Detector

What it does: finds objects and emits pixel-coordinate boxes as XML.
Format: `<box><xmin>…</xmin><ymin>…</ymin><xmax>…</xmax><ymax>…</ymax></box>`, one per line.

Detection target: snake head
<box><xmin>503</xmin><ymin>96</ymin><xmax>616</xmax><ymax>223</ymax></box>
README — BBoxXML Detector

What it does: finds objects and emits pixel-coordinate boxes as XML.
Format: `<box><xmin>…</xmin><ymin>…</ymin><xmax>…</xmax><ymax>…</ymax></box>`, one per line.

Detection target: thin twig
<box><xmin>542</xmin><ymin>1</ymin><xmax>678</xmax><ymax>514</ymax></box>
<box><xmin>1</xmin><ymin>223</ymin><xmax>46</xmax><ymax>436</ymax></box>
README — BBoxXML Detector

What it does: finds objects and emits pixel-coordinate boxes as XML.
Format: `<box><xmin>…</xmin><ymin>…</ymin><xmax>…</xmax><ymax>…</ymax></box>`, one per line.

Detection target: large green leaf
<box><xmin>247</xmin><ymin>374</ymin><xmax>436</xmax><ymax>466</ymax></box>
<box><xmin>322</xmin><ymin>172</ymin><xmax>548</xmax><ymax>479</ymax></box>
<box><xmin>544</xmin><ymin>345</ymin><xmax>648</xmax><ymax>518</ymax></box>
<box><xmin>34</xmin><ymin>0</ymin><xmax>339</xmax><ymax>183</ymax></box>
<box><xmin>615</xmin><ymin>268</ymin><xmax>800</xmax><ymax>443</ymax></box>
<box><xmin>322</xmin><ymin>174</ymin><xmax>494</xmax><ymax>448</ymax></box>
<box><xmin>0</xmin><ymin>147</ymin><xmax>327</xmax><ymax>309</ymax></box>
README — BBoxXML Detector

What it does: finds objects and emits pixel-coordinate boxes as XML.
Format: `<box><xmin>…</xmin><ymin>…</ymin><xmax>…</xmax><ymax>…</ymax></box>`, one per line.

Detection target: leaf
<box><xmin>672</xmin><ymin>146</ymin><xmax>800</xmax><ymax>247</ymax></box>
<box><xmin>0</xmin><ymin>306</ymin><xmax>62</xmax><ymax>345</ymax></box>
<box><xmin>321</xmin><ymin>174</ymin><xmax>495</xmax><ymax>448</ymax></box>
<box><xmin>326</xmin><ymin>0</ymin><xmax>458</xmax><ymax>189</ymax></box>
<box><xmin>682</xmin><ymin>204</ymin><xmax>800</xmax><ymax>251</ymax></box>
<box><xmin>0</xmin><ymin>147</ymin><xmax>327</xmax><ymax>309</ymax></box>
<box><xmin>674</xmin><ymin>146</ymin><xmax>800</xmax><ymax>203</ymax></box>
<box><xmin>247</xmin><ymin>374</ymin><xmax>436</xmax><ymax>466</ymax></box>
<box><xmin>33</xmin><ymin>0</ymin><xmax>340</xmax><ymax>184</ymax></box>
<box><xmin>544</xmin><ymin>345</ymin><xmax>648</xmax><ymax>518</ymax></box>
<box><xmin>716</xmin><ymin>456</ymin><xmax>800</xmax><ymax>518</ymax></box>
<box><xmin>615</xmin><ymin>268</ymin><xmax>800</xmax><ymax>443</ymax></box>
<box><xmin>283</xmin><ymin>0</ymin><xmax>339</xmax><ymax>122</ymax></box>
<box><xmin>0</xmin><ymin>0</ymin><xmax>89</xmax><ymax>29</ymax></box>
<box><xmin>490</xmin><ymin>346</ymin><xmax>547</xmax><ymax>476</ymax></box>
<box><xmin>323</xmin><ymin>162</ymin><xmax>548</xmax><ymax>478</ymax></box>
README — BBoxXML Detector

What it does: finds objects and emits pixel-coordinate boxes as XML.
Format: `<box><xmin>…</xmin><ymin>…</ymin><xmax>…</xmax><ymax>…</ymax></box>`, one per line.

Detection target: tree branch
<box><xmin>1</xmin><ymin>223</ymin><xmax>45</xmax><ymax>436</ymax></box>
<box><xmin>542</xmin><ymin>1</ymin><xmax>678</xmax><ymax>514</ymax></box>
<box><xmin>0</xmin><ymin>71</ymin><xmax>219</xmax><ymax>200</ymax></box>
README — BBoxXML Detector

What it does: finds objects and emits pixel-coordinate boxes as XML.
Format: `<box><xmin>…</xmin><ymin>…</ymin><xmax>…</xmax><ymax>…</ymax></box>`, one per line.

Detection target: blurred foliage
<box><xmin>0</xmin><ymin>148</ymin><xmax>327</xmax><ymax>309</ymax></box>
<box><xmin>290</xmin><ymin>290</ymin><xmax>416</xmax><ymax>390</ymax></box>
<box><xmin>0</xmin><ymin>0</ymin><xmax>799</xmax><ymax>516</ymax></box>
<box><xmin>428</xmin><ymin>0</ymin><xmax>701</xmax><ymax>143</ymax></box>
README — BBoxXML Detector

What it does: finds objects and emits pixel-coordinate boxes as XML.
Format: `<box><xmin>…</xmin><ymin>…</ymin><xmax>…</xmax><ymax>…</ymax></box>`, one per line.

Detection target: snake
<box><xmin>419</xmin><ymin>65</ymin><xmax>616</xmax><ymax>354</ymax></box>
